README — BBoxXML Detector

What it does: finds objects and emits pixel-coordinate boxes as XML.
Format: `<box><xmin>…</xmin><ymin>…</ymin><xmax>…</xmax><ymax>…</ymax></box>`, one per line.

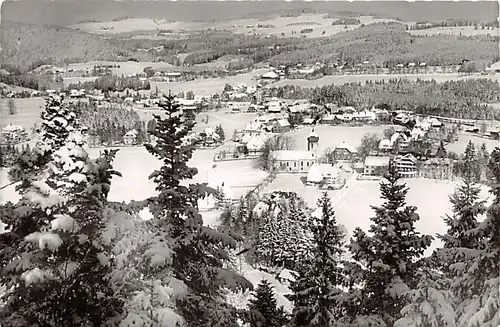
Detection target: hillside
<box><xmin>0</xmin><ymin>22</ymin><xmax>152</xmax><ymax>73</ymax></box>
<box><xmin>268</xmin><ymin>22</ymin><xmax>499</xmax><ymax>66</ymax></box>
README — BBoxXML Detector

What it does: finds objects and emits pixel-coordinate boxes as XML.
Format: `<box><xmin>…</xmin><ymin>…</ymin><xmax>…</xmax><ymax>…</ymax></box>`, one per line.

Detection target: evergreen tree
<box><xmin>9</xmin><ymin>96</ymin><xmax>78</xmax><ymax>192</ymax></box>
<box><xmin>456</xmin><ymin>148</ymin><xmax>500</xmax><ymax>327</ymax></box>
<box><xmin>0</xmin><ymin>132</ymin><xmax>123</xmax><ymax>326</ymax></box>
<box><xmin>349</xmin><ymin>164</ymin><xmax>433</xmax><ymax>326</ymax></box>
<box><xmin>288</xmin><ymin>193</ymin><xmax>351</xmax><ymax>327</ymax></box>
<box><xmin>215</xmin><ymin>124</ymin><xmax>225</xmax><ymax>141</ymax></box>
<box><xmin>144</xmin><ymin>94</ymin><xmax>252</xmax><ymax>327</ymax></box>
<box><xmin>246</xmin><ymin>279</ymin><xmax>288</xmax><ymax>327</ymax></box>
<box><xmin>431</xmin><ymin>139</ymin><xmax>487</xmax><ymax>320</ymax></box>
<box><xmin>394</xmin><ymin>268</ymin><xmax>456</xmax><ymax>327</ymax></box>
<box><xmin>478</xmin><ymin>143</ymin><xmax>490</xmax><ymax>183</ymax></box>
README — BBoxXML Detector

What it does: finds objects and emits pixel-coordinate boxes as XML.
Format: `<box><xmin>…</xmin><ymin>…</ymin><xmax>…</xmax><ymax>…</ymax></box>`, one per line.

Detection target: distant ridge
<box><xmin>1</xmin><ymin>0</ymin><xmax>498</xmax><ymax>26</ymax></box>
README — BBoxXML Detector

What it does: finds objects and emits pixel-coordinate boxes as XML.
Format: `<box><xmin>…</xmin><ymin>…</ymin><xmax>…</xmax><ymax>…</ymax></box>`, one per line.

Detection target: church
<box><xmin>270</xmin><ymin>130</ymin><xmax>320</xmax><ymax>173</ymax></box>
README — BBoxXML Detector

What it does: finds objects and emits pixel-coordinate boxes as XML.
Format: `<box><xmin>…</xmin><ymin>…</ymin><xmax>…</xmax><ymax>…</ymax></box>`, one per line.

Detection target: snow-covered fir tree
<box><xmin>394</xmin><ymin>267</ymin><xmax>456</xmax><ymax>327</ymax></box>
<box><xmin>254</xmin><ymin>192</ymin><xmax>313</xmax><ymax>271</ymax></box>
<box><xmin>144</xmin><ymin>94</ymin><xmax>252</xmax><ymax>327</ymax></box>
<box><xmin>245</xmin><ymin>279</ymin><xmax>288</xmax><ymax>327</ymax></box>
<box><xmin>456</xmin><ymin>147</ymin><xmax>500</xmax><ymax>327</ymax></box>
<box><xmin>9</xmin><ymin>96</ymin><xmax>79</xmax><ymax>192</ymax></box>
<box><xmin>0</xmin><ymin>132</ymin><xmax>123</xmax><ymax>327</ymax></box>
<box><xmin>287</xmin><ymin>192</ymin><xmax>352</xmax><ymax>327</ymax></box>
<box><xmin>434</xmin><ymin>139</ymin><xmax>486</xmax><ymax>306</ymax></box>
<box><xmin>349</xmin><ymin>164</ymin><xmax>433</xmax><ymax>326</ymax></box>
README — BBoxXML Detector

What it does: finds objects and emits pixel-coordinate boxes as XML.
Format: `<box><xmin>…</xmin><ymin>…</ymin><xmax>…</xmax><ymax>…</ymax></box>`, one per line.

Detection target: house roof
<box><xmin>246</xmin><ymin>136</ymin><xmax>265</xmax><ymax>150</ymax></box>
<box><xmin>2</xmin><ymin>124</ymin><xmax>23</xmax><ymax>132</ymax></box>
<box><xmin>276</xmin><ymin>119</ymin><xmax>290</xmax><ymax>127</ymax></box>
<box><xmin>335</xmin><ymin>141</ymin><xmax>356</xmax><ymax>153</ymax></box>
<box><xmin>262</xmin><ymin>71</ymin><xmax>278</xmax><ymax>79</ymax></box>
<box><xmin>307</xmin><ymin>163</ymin><xmax>340</xmax><ymax>183</ymax></box>
<box><xmin>365</xmin><ymin>156</ymin><xmax>391</xmax><ymax>167</ymax></box>
<box><xmin>394</xmin><ymin>153</ymin><xmax>418</xmax><ymax>163</ymax></box>
<box><xmin>379</xmin><ymin>139</ymin><xmax>392</xmax><ymax>148</ymax></box>
<box><xmin>272</xmin><ymin>150</ymin><xmax>315</xmax><ymax>161</ymax></box>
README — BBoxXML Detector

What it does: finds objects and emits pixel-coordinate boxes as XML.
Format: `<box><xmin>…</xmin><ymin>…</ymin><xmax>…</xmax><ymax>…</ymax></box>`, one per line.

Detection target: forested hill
<box><xmin>268</xmin><ymin>23</ymin><xmax>499</xmax><ymax>67</ymax></box>
<box><xmin>0</xmin><ymin>22</ymin><xmax>152</xmax><ymax>73</ymax></box>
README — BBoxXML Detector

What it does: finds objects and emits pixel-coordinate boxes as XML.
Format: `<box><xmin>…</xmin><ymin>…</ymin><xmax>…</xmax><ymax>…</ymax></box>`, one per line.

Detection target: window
<box><xmin>294</xmin><ymin>162</ymin><xmax>297</xmax><ymax>168</ymax></box>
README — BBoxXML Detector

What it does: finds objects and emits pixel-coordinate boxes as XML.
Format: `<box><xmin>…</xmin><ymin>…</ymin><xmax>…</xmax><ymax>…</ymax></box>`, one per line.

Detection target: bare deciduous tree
<box><xmin>258</xmin><ymin>134</ymin><xmax>295</xmax><ymax>171</ymax></box>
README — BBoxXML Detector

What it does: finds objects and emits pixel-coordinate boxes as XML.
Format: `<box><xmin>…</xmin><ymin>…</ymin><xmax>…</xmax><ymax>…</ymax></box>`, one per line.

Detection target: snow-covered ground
<box><xmin>0</xmin><ymin>146</ymin><xmax>267</xmax><ymax>203</ymax></box>
<box><xmin>262</xmin><ymin>173</ymin><xmax>492</xmax><ymax>256</ymax></box>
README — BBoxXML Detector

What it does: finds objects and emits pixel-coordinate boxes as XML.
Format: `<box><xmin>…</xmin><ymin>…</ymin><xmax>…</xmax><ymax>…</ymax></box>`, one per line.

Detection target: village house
<box><xmin>1</xmin><ymin>124</ymin><xmax>27</xmax><ymax>143</ymax></box>
<box><xmin>123</xmin><ymin>129</ymin><xmax>138</xmax><ymax>145</ymax></box>
<box><xmin>353</xmin><ymin>109</ymin><xmax>377</xmax><ymax>122</ymax></box>
<box><xmin>418</xmin><ymin>158</ymin><xmax>454</xmax><ymax>180</ymax></box>
<box><xmin>198</xmin><ymin>127</ymin><xmax>221</xmax><ymax>147</ymax></box>
<box><xmin>379</xmin><ymin>132</ymin><xmax>411</xmax><ymax>152</ymax></box>
<box><xmin>393</xmin><ymin>153</ymin><xmax>418</xmax><ymax>178</ymax></box>
<box><xmin>363</xmin><ymin>156</ymin><xmax>391</xmax><ymax>176</ymax></box>
<box><xmin>306</xmin><ymin>162</ymin><xmax>344</xmax><ymax>187</ymax></box>
<box><xmin>261</xmin><ymin>71</ymin><xmax>279</xmax><ymax>82</ymax></box>
<box><xmin>331</xmin><ymin>141</ymin><xmax>357</xmax><ymax>161</ymax></box>
<box><xmin>177</xmin><ymin>98</ymin><xmax>198</xmax><ymax>111</ymax></box>
<box><xmin>271</xmin><ymin>150</ymin><xmax>316</xmax><ymax>173</ymax></box>
<box><xmin>272</xmin><ymin>119</ymin><xmax>291</xmax><ymax>133</ymax></box>
<box><xmin>245</xmin><ymin>135</ymin><xmax>266</xmax><ymax>153</ymax></box>
<box><xmin>266</xmin><ymin>100</ymin><xmax>282</xmax><ymax>113</ymax></box>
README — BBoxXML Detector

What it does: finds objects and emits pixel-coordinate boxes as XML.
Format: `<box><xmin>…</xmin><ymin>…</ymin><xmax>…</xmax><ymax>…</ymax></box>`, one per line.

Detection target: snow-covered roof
<box><xmin>335</xmin><ymin>141</ymin><xmax>356</xmax><ymax>153</ymax></box>
<box><xmin>390</xmin><ymin>132</ymin><xmax>409</xmax><ymax>145</ymax></box>
<box><xmin>379</xmin><ymin>139</ymin><xmax>392</xmax><ymax>148</ymax></box>
<box><xmin>307</xmin><ymin>163</ymin><xmax>324</xmax><ymax>183</ymax></box>
<box><xmin>262</xmin><ymin>71</ymin><xmax>279</xmax><ymax>79</ymax></box>
<box><xmin>2</xmin><ymin>124</ymin><xmax>23</xmax><ymax>133</ymax></box>
<box><xmin>303</xmin><ymin>118</ymin><xmax>315</xmax><ymax>125</ymax></box>
<box><xmin>490</xmin><ymin>61</ymin><xmax>500</xmax><ymax>71</ymax></box>
<box><xmin>277</xmin><ymin>269</ymin><xmax>297</xmax><ymax>282</ymax></box>
<box><xmin>394</xmin><ymin>153</ymin><xmax>418</xmax><ymax>163</ymax></box>
<box><xmin>364</xmin><ymin>156</ymin><xmax>391</xmax><ymax>167</ymax></box>
<box><xmin>272</xmin><ymin>150</ymin><xmax>315</xmax><ymax>161</ymax></box>
<box><xmin>307</xmin><ymin>163</ymin><xmax>340</xmax><ymax>183</ymax></box>
<box><xmin>246</xmin><ymin>136</ymin><xmax>265</xmax><ymax>151</ymax></box>
<box><xmin>124</xmin><ymin>129</ymin><xmax>138</xmax><ymax>137</ymax></box>
<box><xmin>276</xmin><ymin>119</ymin><xmax>290</xmax><ymax>127</ymax></box>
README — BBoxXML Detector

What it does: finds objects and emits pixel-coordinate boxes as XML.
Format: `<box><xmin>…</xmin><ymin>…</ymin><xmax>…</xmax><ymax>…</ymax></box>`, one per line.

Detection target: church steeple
<box><xmin>307</xmin><ymin>128</ymin><xmax>319</xmax><ymax>152</ymax></box>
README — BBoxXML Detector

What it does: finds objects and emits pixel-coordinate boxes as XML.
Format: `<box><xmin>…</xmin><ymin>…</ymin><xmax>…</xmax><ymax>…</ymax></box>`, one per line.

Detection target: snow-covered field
<box><xmin>0</xmin><ymin>146</ymin><xmax>267</xmax><ymax>204</ymax></box>
<box><xmin>446</xmin><ymin>132</ymin><xmax>500</xmax><ymax>154</ymax></box>
<box><xmin>262</xmin><ymin>173</ymin><xmax>492</xmax><ymax>256</ymax></box>
<box><xmin>151</xmin><ymin>69</ymin><xmax>267</xmax><ymax>96</ymax></box>
<box><xmin>273</xmin><ymin>73</ymin><xmax>488</xmax><ymax>89</ymax></box>
<box><xmin>69</xmin><ymin>14</ymin><xmax>395</xmax><ymax>39</ymax></box>
<box><xmin>0</xmin><ymin>97</ymin><xmax>45</xmax><ymax>130</ymax></box>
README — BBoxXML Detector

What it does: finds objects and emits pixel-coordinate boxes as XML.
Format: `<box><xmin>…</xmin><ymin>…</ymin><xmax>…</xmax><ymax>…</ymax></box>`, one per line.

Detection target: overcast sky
<box><xmin>1</xmin><ymin>0</ymin><xmax>498</xmax><ymax>26</ymax></box>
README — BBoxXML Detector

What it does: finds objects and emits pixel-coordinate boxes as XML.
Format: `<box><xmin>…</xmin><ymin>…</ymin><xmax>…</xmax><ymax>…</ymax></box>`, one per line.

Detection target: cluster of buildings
<box><xmin>267</xmin><ymin>119</ymin><xmax>455</xmax><ymax>187</ymax></box>
<box><xmin>1</xmin><ymin>124</ymin><xmax>28</xmax><ymax>144</ymax></box>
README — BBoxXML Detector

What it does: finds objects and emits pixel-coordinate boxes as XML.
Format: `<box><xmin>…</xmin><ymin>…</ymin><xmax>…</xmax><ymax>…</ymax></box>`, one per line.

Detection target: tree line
<box><xmin>270</xmin><ymin>78</ymin><xmax>500</xmax><ymax>120</ymax></box>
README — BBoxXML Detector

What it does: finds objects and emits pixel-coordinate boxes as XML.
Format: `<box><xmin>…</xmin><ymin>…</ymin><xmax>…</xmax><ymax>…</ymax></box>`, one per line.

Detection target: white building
<box><xmin>271</xmin><ymin>150</ymin><xmax>316</xmax><ymax>173</ymax></box>
<box><xmin>123</xmin><ymin>129</ymin><xmax>138</xmax><ymax>145</ymax></box>
<box><xmin>393</xmin><ymin>154</ymin><xmax>418</xmax><ymax>178</ymax></box>
<box><xmin>306</xmin><ymin>163</ymin><xmax>342</xmax><ymax>185</ymax></box>
<box><xmin>363</xmin><ymin>156</ymin><xmax>391</xmax><ymax>176</ymax></box>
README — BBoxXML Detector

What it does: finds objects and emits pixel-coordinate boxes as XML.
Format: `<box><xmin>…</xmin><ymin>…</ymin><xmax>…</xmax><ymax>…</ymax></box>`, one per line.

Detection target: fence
<box><xmin>245</xmin><ymin>169</ymin><xmax>278</xmax><ymax>200</ymax></box>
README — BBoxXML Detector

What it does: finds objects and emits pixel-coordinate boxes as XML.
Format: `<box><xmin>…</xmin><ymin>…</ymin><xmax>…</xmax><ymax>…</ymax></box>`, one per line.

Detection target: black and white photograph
<box><xmin>0</xmin><ymin>0</ymin><xmax>499</xmax><ymax>326</ymax></box>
